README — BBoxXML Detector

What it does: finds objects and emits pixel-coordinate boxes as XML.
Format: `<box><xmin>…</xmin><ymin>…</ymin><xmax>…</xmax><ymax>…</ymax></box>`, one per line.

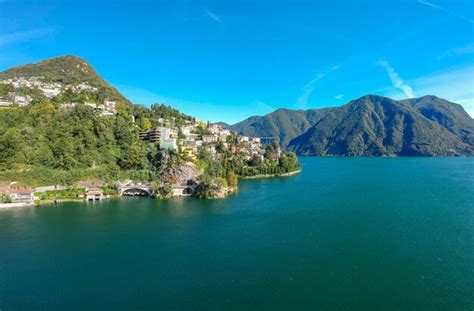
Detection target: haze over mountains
<box><xmin>230</xmin><ymin>95</ymin><xmax>474</xmax><ymax>156</ymax></box>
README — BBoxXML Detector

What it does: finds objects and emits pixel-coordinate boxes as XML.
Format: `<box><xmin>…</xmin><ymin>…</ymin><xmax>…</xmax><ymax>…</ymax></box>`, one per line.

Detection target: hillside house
<box><xmin>14</xmin><ymin>95</ymin><xmax>31</xmax><ymax>106</ymax></box>
<box><xmin>0</xmin><ymin>98</ymin><xmax>13</xmax><ymax>107</ymax></box>
<box><xmin>202</xmin><ymin>135</ymin><xmax>218</xmax><ymax>143</ymax></box>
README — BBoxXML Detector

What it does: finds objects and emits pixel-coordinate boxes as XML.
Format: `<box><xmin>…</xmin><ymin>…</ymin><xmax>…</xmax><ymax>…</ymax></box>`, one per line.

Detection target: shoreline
<box><xmin>1</xmin><ymin>171</ymin><xmax>302</xmax><ymax>209</ymax></box>
<box><xmin>239</xmin><ymin>169</ymin><xmax>301</xmax><ymax>179</ymax></box>
<box><xmin>0</xmin><ymin>202</ymin><xmax>35</xmax><ymax>209</ymax></box>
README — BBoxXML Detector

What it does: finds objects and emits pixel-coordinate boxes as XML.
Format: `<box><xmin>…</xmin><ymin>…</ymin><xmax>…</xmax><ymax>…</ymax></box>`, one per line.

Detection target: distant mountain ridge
<box><xmin>230</xmin><ymin>108</ymin><xmax>334</xmax><ymax>147</ymax></box>
<box><xmin>230</xmin><ymin>95</ymin><xmax>474</xmax><ymax>156</ymax></box>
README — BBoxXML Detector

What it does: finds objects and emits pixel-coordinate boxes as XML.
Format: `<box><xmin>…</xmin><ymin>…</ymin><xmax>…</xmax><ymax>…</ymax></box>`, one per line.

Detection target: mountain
<box><xmin>230</xmin><ymin>108</ymin><xmax>335</xmax><ymax>147</ymax></box>
<box><xmin>231</xmin><ymin>95</ymin><xmax>474</xmax><ymax>156</ymax></box>
<box><xmin>401</xmin><ymin>96</ymin><xmax>474</xmax><ymax>146</ymax></box>
<box><xmin>0</xmin><ymin>55</ymin><xmax>129</xmax><ymax>103</ymax></box>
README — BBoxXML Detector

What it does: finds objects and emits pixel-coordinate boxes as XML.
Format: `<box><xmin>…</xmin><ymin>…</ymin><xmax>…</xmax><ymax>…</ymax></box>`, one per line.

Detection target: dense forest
<box><xmin>0</xmin><ymin>101</ymin><xmax>194</xmax><ymax>186</ymax></box>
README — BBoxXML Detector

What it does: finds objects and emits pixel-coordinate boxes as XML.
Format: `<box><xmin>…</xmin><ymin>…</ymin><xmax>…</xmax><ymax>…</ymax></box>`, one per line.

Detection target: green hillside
<box><xmin>231</xmin><ymin>95</ymin><xmax>474</xmax><ymax>156</ymax></box>
<box><xmin>230</xmin><ymin>108</ymin><xmax>334</xmax><ymax>147</ymax></box>
<box><xmin>0</xmin><ymin>55</ymin><xmax>128</xmax><ymax>103</ymax></box>
<box><xmin>288</xmin><ymin>95</ymin><xmax>473</xmax><ymax>156</ymax></box>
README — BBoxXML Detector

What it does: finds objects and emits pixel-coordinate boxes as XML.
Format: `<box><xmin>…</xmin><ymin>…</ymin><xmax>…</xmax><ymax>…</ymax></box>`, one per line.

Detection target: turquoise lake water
<box><xmin>1</xmin><ymin>157</ymin><xmax>473</xmax><ymax>310</ymax></box>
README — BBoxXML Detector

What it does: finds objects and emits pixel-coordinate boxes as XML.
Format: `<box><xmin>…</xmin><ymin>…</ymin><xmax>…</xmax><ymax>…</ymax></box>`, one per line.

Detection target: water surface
<box><xmin>1</xmin><ymin>158</ymin><xmax>473</xmax><ymax>310</ymax></box>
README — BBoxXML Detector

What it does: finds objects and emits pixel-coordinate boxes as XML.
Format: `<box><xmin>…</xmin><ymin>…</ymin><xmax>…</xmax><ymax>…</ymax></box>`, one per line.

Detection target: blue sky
<box><xmin>1</xmin><ymin>0</ymin><xmax>473</xmax><ymax>123</ymax></box>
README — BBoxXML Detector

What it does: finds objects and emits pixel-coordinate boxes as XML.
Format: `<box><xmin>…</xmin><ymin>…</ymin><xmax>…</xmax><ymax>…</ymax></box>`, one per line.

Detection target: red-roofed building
<box><xmin>8</xmin><ymin>188</ymin><xmax>35</xmax><ymax>203</ymax></box>
<box><xmin>85</xmin><ymin>188</ymin><xmax>105</xmax><ymax>201</ymax></box>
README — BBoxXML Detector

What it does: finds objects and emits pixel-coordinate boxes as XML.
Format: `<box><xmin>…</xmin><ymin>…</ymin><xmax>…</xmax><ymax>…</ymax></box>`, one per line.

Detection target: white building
<box><xmin>239</xmin><ymin>136</ymin><xmax>250</xmax><ymax>143</ymax></box>
<box><xmin>180</xmin><ymin>126</ymin><xmax>191</xmax><ymax>136</ymax></box>
<box><xmin>8</xmin><ymin>189</ymin><xmax>35</xmax><ymax>203</ymax></box>
<box><xmin>202</xmin><ymin>135</ymin><xmax>218</xmax><ymax>143</ymax></box>
<box><xmin>159</xmin><ymin>127</ymin><xmax>172</xmax><ymax>140</ymax></box>
<box><xmin>42</xmin><ymin>86</ymin><xmax>61</xmax><ymax>97</ymax></box>
<box><xmin>14</xmin><ymin>95</ymin><xmax>31</xmax><ymax>106</ymax></box>
<box><xmin>160</xmin><ymin>138</ymin><xmax>177</xmax><ymax>150</ymax></box>
<box><xmin>251</xmin><ymin>137</ymin><xmax>261</xmax><ymax>144</ymax></box>
<box><xmin>0</xmin><ymin>98</ymin><xmax>13</xmax><ymax>107</ymax></box>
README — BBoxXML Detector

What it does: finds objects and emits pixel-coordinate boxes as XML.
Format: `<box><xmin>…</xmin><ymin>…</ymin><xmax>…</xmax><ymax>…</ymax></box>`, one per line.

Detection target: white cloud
<box><xmin>377</xmin><ymin>60</ymin><xmax>415</xmax><ymax>98</ymax></box>
<box><xmin>0</xmin><ymin>28</ymin><xmax>53</xmax><ymax>47</ymax></box>
<box><xmin>334</xmin><ymin>94</ymin><xmax>344</xmax><ymax>100</ymax></box>
<box><xmin>205</xmin><ymin>10</ymin><xmax>221</xmax><ymax>23</ymax></box>
<box><xmin>297</xmin><ymin>66</ymin><xmax>340</xmax><ymax>108</ymax></box>
<box><xmin>417</xmin><ymin>0</ymin><xmax>474</xmax><ymax>23</ymax></box>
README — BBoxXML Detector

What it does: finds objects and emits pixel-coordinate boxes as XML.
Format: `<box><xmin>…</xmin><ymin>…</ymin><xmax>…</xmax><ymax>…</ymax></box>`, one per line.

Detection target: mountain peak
<box><xmin>231</xmin><ymin>94</ymin><xmax>474</xmax><ymax>156</ymax></box>
<box><xmin>1</xmin><ymin>55</ymin><xmax>94</xmax><ymax>79</ymax></box>
<box><xmin>0</xmin><ymin>55</ymin><xmax>129</xmax><ymax>103</ymax></box>
<box><xmin>417</xmin><ymin>95</ymin><xmax>440</xmax><ymax>101</ymax></box>
<box><xmin>352</xmin><ymin>94</ymin><xmax>395</xmax><ymax>103</ymax></box>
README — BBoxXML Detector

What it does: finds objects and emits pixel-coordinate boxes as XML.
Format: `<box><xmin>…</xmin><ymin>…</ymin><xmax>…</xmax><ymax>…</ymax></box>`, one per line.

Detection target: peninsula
<box><xmin>0</xmin><ymin>56</ymin><xmax>300</xmax><ymax>206</ymax></box>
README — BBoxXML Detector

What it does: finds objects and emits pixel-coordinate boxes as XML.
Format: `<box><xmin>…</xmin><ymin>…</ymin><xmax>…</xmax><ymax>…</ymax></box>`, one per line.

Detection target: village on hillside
<box><xmin>0</xmin><ymin>77</ymin><xmax>117</xmax><ymax>116</ymax></box>
<box><xmin>0</xmin><ymin>119</ymin><xmax>282</xmax><ymax>207</ymax></box>
<box><xmin>0</xmin><ymin>77</ymin><xmax>291</xmax><ymax>207</ymax></box>
<box><xmin>0</xmin><ymin>72</ymin><xmax>299</xmax><ymax>207</ymax></box>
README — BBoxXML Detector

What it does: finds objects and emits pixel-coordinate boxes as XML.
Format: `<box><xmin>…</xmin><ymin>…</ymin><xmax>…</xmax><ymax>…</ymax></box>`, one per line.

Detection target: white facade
<box><xmin>202</xmin><ymin>135</ymin><xmax>218</xmax><ymax>143</ymax></box>
<box><xmin>160</xmin><ymin>138</ymin><xmax>177</xmax><ymax>150</ymax></box>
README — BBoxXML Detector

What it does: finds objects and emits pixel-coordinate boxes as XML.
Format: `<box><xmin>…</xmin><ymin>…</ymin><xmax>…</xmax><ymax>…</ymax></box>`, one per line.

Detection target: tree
<box><xmin>142</xmin><ymin>117</ymin><xmax>152</xmax><ymax>131</ymax></box>
<box><xmin>118</xmin><ymin>143</ymin><xmax>147</xmax><ymax>170</ymax></box>
<box><xmin>52</xmin><ymin>137</ymin><xmax>76</xmax><ymax>169</ymax></box>
<box><xmin>226</xmin><ymin>171</ymin><xmax>238</xmax><ymax>187</ymax></box>
<box><xmin>158</xmin><ymin>184</ymin><xmax>173</xmax><ymax>199</ymax></box>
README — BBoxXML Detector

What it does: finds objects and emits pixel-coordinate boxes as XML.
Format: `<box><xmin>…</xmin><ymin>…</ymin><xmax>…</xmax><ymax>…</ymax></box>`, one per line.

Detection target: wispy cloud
<box><xmin>377</xmin><ymin>60</ymin><xmax>415</xmax><ymax>98</ymax></box>
<box><xmin>417</xmin><ymin>0</ymin><xmax>474</xmax><ymax>23</ymax></box>
<box><xmin>205</xmin><ymin>10</ymin><xmax>221</xmax><ymax>23</ymax></box>
<box><xmin>0</xmin><ymin>28</ymin><xmax>53</xmax><ymax>47</ymax></box>
<box><xmin>297</xmin><ymin>66</ymin><xmax>340</xmax><ymax>108</ymax></box>
<box><xmin>255</xmin><ymin>100</ymin><xmax>275</xmax><ymax>114</ymax></box>
<box><xmin>411</xmin><ymin>66</ymin><xmax>474</xmax><ymax>117</ymax></box>
<box><xmin>377</xmin><ymin>65</ymin><xmax>474</xmax><ymax>117</ymax></box>
<box><xmin>334</xmin><ymin>94</ymin><xmax>344</xmax><ymax>100</ymax></box>
<box><xmin>437</xmin><ymin>43</ymin><xmax>474</xmax><ymax>60</ymax></box>
<box><xmin>417</xmin><ymin>0</ymin><xmax>442</xmax><ymax>10</ymax></box>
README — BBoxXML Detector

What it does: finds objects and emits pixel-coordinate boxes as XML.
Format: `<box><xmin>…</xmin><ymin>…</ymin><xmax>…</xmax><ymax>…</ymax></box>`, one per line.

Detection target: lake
<box><xmin>1</xmin><ymin>157</ymin><xmax>473</xmax><ymax>310</ymax></box>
